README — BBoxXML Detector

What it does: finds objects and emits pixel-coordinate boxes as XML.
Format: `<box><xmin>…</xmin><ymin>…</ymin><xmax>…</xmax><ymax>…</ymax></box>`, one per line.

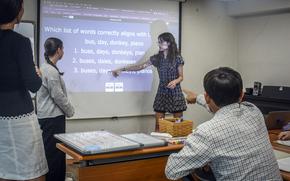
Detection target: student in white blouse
<box><xmin>165</xmin><ymin>67</ymin><xmax>282</xmax><ymax>181</ymax></box>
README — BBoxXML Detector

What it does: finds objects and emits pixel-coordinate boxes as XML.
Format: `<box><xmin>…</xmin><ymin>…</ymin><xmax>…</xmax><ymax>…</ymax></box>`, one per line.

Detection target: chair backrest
<box><xmin>191</xmin><ymin>167</ymin><xmax>216</xmax><ymax>181</ymax></box>
<box><xmin>265</xmin><ymin>111</ymin><xmax>290</xmax><ymax>130</ymax></box>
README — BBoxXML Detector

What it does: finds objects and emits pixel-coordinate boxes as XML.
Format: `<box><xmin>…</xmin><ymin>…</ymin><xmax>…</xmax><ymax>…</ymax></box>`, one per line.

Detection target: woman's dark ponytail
<box><xmin>44</xmin><ymin>37</ymin><xmax>64</xmax><ymax>75</ymax></box>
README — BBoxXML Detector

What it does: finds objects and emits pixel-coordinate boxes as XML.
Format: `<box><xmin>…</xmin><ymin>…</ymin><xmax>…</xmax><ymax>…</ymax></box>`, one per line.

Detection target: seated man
<box><xmin>279</xmin><ymin>131</ymin><xmax>290</xmax><ymax>140</ymax></box>
<box><xmin>165</xmin><ymin>67</ymin><xmax>282</xmax><ymax>181</ymax></box>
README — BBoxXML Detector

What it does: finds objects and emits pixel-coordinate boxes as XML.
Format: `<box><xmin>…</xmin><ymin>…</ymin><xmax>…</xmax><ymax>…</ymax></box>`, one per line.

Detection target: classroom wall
<box><xmin>22</xmin><ymin>0</ymin><xmax>37</xmax><ymax>21</ymax></box>
<box><xmin>227</xmin><ymin>0</ymin><xmax>290</xmax><ymax>17</ymax></box>
<box><xmin>181</xmin><ymin>0</ymin><xmax>237</xmax><ymax>124</ymax></box>
<box><xmin>22</xmin><ymin>0</ymin><xmax>237</xmax><ymax>133</ymax></box>
<box><xmin>236</xmin><ymin>13</ymin><xmax>290</xmax><ymax>89</ymax></box>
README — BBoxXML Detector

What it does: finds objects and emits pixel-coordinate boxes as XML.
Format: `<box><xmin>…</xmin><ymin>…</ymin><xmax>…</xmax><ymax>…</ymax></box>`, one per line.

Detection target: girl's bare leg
<box><xmin>155</xmin><ymin>112</ymin><xmax>165</xmax><ymax>131</ymax></box>
<box><xmin>173</xmin><ymin>112</ymin><xmax>183</xmax><ymax>119</ymax></box>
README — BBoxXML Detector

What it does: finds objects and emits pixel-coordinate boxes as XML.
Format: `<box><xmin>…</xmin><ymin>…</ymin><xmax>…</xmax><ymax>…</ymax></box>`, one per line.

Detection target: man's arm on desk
<box><xmin>165</xmin><ymin>130</ymin><xmax>212</xmax><ymax>180</ymax></box>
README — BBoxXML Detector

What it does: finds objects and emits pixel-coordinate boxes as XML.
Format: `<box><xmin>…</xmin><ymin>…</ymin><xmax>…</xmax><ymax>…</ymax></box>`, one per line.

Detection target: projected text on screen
<box><xmin>40</xmin><ymin>0</ymin><xmax>179</xmax><ymax>93</ymax></box>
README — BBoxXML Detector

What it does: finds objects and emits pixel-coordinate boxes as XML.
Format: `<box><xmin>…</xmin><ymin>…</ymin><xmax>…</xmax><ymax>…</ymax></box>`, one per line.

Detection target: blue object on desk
<box><xmin>84</xmin><ymin>145</ymin><xmax>101</xmax><ymax>151</ymax></box>
<box><xmin>282</xmin><ymin>123</ymin><xmax>290</xmax><ymax>131</ymax></box>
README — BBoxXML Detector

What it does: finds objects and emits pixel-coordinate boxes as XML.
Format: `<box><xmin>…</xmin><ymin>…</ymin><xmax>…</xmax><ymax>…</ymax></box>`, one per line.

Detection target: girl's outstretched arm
<box><xmin>111</xmin><ymin>59</ymin><xmax>152</xmax><ymax>77</ymax></box>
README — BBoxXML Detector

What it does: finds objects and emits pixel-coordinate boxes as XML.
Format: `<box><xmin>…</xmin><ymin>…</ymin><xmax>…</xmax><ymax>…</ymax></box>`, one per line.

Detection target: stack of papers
<box><xmin>277</xmin><ymin>157</ymin><xmax>290</xmax><ymax>172</ymax></box>
<box><xmin>165</xmin><ymin>137</ymin><xmax>187</xmax><ymax>145</ymax></box>
<box><xmin>150</xmin><ymin>132</ymin><xmax>173</xmax><ymax>138</ymax></box>
<box><xmin>273</xmin><ymin>149</ymin><xmax>290</xmax><ymax>172</ymax></box>
<box><xmin>150</xmin><ymin>132</ymin><xmax>187</xmax><ymax>145</ymax></box>
<box><xmin>276</xmin><ymin>140</ymin><xmax>290</xmax><ymax>147</ymax></box>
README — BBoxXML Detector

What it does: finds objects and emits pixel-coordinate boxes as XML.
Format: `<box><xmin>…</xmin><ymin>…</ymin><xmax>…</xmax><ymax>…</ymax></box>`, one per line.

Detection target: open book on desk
<box><xmin>276</xmin><ymin>140</ymin><xmax>290</xmax><ymax>147</ymax></box>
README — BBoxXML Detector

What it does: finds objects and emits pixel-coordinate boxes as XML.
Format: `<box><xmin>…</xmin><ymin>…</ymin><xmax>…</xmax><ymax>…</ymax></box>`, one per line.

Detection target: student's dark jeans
<box><xmin>39</xmin><ymin>115</ymin><xmax>66</xmax><ymax>181</ymax></box>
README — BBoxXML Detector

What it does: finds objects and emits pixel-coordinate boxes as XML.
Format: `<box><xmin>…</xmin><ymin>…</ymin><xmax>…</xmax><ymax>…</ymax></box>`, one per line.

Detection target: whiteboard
<box><xmin>14</xmin><ymin>21</ymin><xmax>36</xmax><ymax>63</ymax></box>
<box><xmin>14</xmin><ymin>21</ymin><xmax>37</xmax><ymax>100</ymax></box>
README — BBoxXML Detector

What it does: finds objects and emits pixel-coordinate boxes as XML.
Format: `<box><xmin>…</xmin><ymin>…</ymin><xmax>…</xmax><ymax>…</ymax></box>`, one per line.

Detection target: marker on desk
<box><xmin>175</xmin><ymin>117</ymin><xmax>183</xmax><ymax>123</ymax></box>
<box><xmin>282</xmin><ymin>122</ymin><xmax>290</xmax><ymax>131</ymax></box>
<box><xmin>167</xmin><ymin>138</ymin><xmax>185</xmax><ymax>145</ymax></box>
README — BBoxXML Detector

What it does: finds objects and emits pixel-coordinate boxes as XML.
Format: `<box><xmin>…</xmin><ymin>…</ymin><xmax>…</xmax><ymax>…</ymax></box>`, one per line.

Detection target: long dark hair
<box><xmin>44</xmin><ymin>37</ymin><xmax>64</xmax><ymax>75</ymax></box>
<box><xmin>157</xmin><ymin>32</ymin><xmax>179</xmax><ymax>64</ymax></box>
<box><xmin>0</xmin><ymin>0</ymin><xmax>23</xmax><ymax>25</ymax></box>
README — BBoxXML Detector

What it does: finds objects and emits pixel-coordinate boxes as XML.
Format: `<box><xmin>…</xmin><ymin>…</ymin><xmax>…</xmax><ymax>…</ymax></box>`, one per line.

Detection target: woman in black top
<box><xmin>0</xmin><ymin>0</ymin><xmax>48</xmax><ymax>180</ymax></box>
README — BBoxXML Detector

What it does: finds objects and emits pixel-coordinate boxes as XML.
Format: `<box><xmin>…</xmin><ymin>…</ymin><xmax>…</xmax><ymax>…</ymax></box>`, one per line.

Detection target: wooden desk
<box><xmin>269</xmin><ymin>130</ymin><xmax>290</xmax><ymax>181</ymax></box>
<box><xmin>57</xmin><ymin>132</ymin><xmax>290</xmax><ymax>181</ymax></box>
<box><xmin>57</xmin><ymin>143</ymin><xmax>183</xmax><ymax>181</ymax></box>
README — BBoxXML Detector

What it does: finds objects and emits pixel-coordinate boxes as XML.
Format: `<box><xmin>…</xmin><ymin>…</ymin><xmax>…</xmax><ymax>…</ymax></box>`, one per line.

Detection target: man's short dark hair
<box><xmin>203</xmin><ymin>67</ymin><xmax>243</xmax><ymax>107</ymax></box>
<box><xmin>0</xmin><ymin>0</ymin><xmax>23</xmax><ymax>25</ymax></box>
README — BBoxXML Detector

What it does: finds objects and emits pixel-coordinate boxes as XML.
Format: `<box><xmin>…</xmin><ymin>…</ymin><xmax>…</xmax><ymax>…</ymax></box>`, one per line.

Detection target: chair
<box><xmin>182</xmin><ymin>167</ymin><xmax>216</xmax><ymax>181</ymax></box>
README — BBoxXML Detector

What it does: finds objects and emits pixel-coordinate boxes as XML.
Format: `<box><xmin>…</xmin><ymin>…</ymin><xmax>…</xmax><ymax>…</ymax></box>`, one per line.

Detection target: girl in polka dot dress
<box><xmin>112</xmin><ymin>32</ymin><xmax>187</xmax><ymax>131</ymax></box>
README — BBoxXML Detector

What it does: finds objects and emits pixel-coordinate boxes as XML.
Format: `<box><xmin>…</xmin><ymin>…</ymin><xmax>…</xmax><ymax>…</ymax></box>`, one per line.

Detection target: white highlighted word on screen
<box><xmin>105</xmin><ymin>82</ymin><xmax>124</xmax><ymax>92</ymax></box>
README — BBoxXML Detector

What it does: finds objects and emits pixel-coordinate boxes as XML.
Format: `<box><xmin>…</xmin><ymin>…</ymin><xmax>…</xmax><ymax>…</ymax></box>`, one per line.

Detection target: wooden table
<box><xmin>57</xmin><ymin>130</ymin><xmax>290</xmax><ymax>181</ymax></box>
<box><xmin>57</xmin><ymin>143</ymin><xmax>183</xmax><ymax>181</ymax></box>
<box><xmin>269</xmin><ymin>129</ymin><xmax>290</xmax><ymax>181</ymax></box>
